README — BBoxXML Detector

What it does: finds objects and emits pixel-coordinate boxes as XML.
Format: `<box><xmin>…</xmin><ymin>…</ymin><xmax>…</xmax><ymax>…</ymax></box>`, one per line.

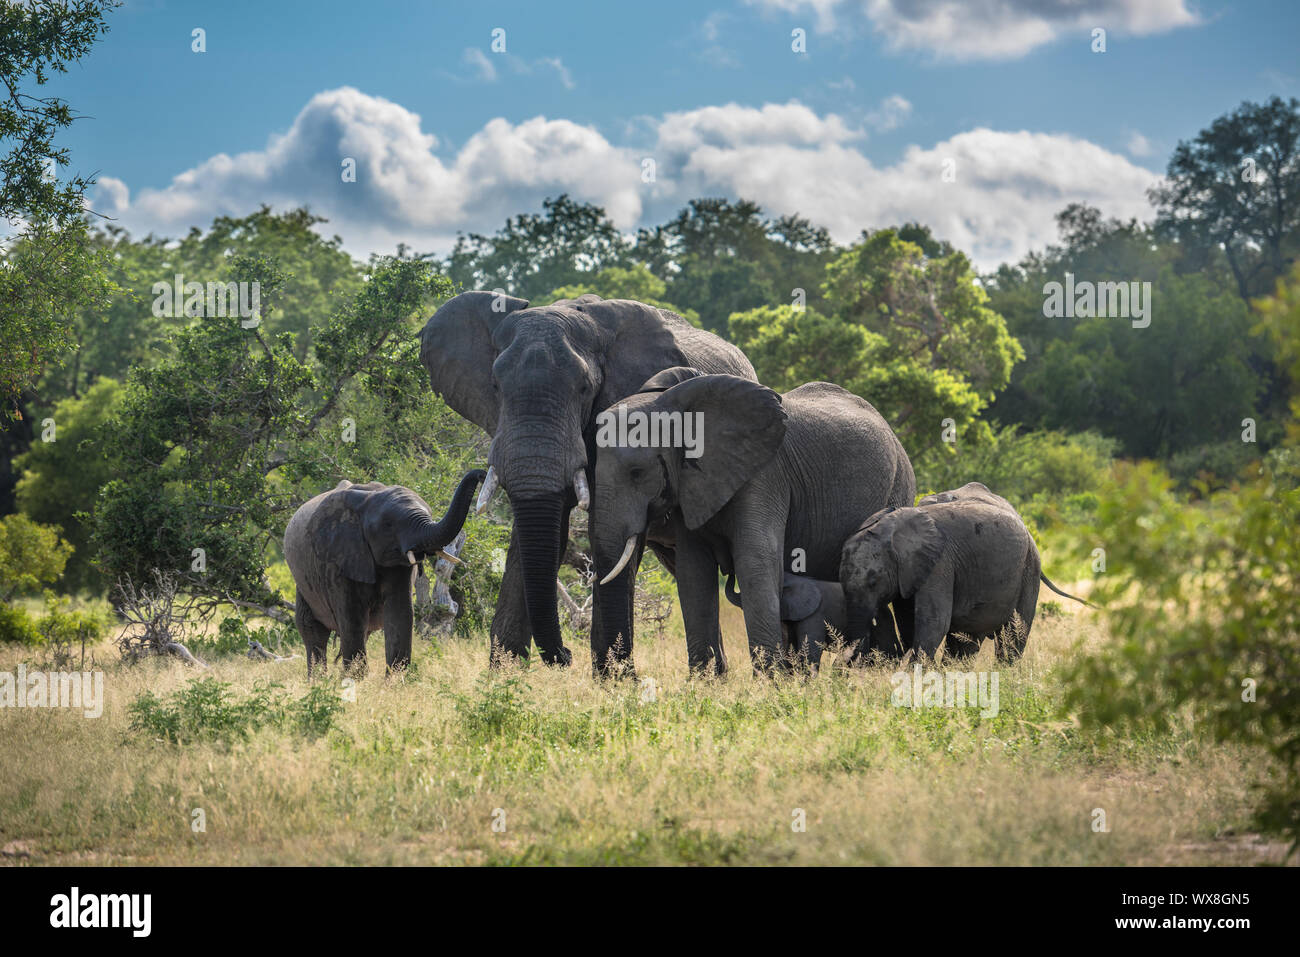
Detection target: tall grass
<box><xmin>0</xmin><ymin>598</ymin><xmax>1283</xmax><ymax>865</ymax></box>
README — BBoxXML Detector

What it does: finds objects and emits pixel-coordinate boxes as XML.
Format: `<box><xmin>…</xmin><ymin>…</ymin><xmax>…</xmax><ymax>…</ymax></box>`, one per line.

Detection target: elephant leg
<box><xmin>488</xmin><ymin>527</ymin><xmax>531</xmax><ymax>665</ymax></box>
<box><xmin>997</xmin><ymin>574</ymin><xmax>1038</xmax><ymax>662</ymax></box>
<box><xmin>674</xmin><ymin>530</ymin><xmax>725</xmax><ymax>675</ymax></box>
<box><xmin>733</xmin><ymin>539</ymin><xmax>786</xmax><ymax>673</ymax></box>
<box><xmin>910</xmin><ymin>587</ymin><xmax>953</xmax><ymax>662</ymax></box>
<box><xmin>945</xmin><ymin>633</ymin><xmax>983</xmax><ymax>661</ymax></box>
<box><xmin>296</xmin><ymin>593</ymin><xmax>330</xmax><ymax>677</ymax></box>
<box><xmin>382</xmin><ymin>569</ymin><xmax>414</xmax><ymax>673</ymax></box>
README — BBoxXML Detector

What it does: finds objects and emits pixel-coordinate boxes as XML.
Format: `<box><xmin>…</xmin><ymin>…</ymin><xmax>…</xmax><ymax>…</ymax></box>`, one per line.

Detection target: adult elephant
<box><xmin>419</xmin><ymin>292</ymin><xmax>754</xmax><ymax>674</ymax></box>
<box><xmin>591</xmin><ymin>370</ymin><xmax>915</xmax><ymax>673</ymax></box>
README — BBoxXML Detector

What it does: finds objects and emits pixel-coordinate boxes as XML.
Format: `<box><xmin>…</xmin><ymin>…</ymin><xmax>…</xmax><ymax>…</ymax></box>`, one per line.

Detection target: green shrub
<box><xmin>1064</xmin><ymin>458</ymin><xmax>1300</xmax><ymax>848</ymax></box>
<box><xmin>0</xmin><ymin>603</ymin><xmax>40</xmax><ymax>644</ymax></box>
<box><xmin>0</xmin><ymin>514</ymin><xmax>73</xmax><ymax>600</ymax></box>
<box><xmin>192</xmin><ymin>615</ymin><xmax>294</xmax><ymax>659</ymax></box>
<box><xmin>128</xmin><ymin>677</ymin><xmax>342</xmax><ymax>745</ymax></box>
<box><xmin>914</xmin><ymin>426</ymin><xmax>1115</xmax><ymax>517</ymax></box>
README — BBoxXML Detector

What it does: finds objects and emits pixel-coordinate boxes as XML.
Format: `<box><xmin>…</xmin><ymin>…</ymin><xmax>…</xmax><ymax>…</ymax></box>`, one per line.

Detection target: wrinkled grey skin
<box><xmin>840</xmin><ymin>482</ymin><xmax>1088</xmax><ymax>662</ymax></box>
<box><xmin>724</xmin><ymin>573</ymin><xmax>846</xmax><ymax>672</ymax></box>
<box><xmin>284</xmin><ymin>471</ymin><xmax>485</xmax><ymax>675</ymax></box>
<box><xmin>419</xmin><ymin>292</ymin><xmax>753</xmax><ymax>675</ymax></box>
<box><xmin>591</xmin><ymin>369</ymin><xmax>915</xmax><ymax>673</ymax></box>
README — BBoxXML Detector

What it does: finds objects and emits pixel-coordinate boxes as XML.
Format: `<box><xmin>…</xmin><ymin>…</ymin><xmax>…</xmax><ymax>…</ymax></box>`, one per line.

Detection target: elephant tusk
<box><xmin>475</xmin><ymin>466</ymin><xmax>499</xmax><ymax>515</ymax></box>
<box><xmin>599</xmin><ymin>536</ymin><xmax>637</xmax><ymax>585</ymax></box>
<box><xmin>573</xmin><ymin>470</ymin><xmax>590</xmax><ymax>511</ymax></box>
<box><xmin>406</xmin><ymin>550</ymin><xmax>417</xmax><ymax>565</ymax></box>
<box><xmin>436</xmin><ymin>550</ymin><xmax>463</xmax><ymax>565</ymax></box>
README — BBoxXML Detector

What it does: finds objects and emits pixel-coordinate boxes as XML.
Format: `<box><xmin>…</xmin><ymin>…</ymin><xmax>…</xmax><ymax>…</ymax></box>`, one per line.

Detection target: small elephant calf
<box><xmin>724</xmin><ymin>573</ymin><xmax>847</xmax><ymax>672</ymax></box>
<box><xmin>840</xmin><ymin>482</ymin><xmax>1089</xmax><ymax>662</ymax></box>
<box><xmin>284</xmin><ymin>471</ymin><xmax>485</xmax><ymax>675</ymax></box>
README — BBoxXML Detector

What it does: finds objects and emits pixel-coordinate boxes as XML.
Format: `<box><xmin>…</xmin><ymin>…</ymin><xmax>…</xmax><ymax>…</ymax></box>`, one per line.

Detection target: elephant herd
<box><xmin>284</xmin><ymin>292</ymin><xmax>1088</xmax><ymax>677</ymax></box>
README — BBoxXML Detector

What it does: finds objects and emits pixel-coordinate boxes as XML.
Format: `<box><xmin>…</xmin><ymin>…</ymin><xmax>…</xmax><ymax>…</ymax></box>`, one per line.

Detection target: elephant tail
<box><xmin>723</xmin><ymin>574</ymin><xmax>742</xmax><ymax>608</ymax></box>
<box><xmin>1040</xmin><ymin>573</ymin><xmax>1096</xmax><ymax>608</ymax></box>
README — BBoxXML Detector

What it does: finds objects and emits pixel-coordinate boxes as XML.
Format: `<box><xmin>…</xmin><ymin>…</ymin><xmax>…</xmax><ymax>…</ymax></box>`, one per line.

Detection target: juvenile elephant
<box><xmin>284</xmin><ymin>471</ymin><xmax>485</xmax><ymax>675</ymax></box>
<box><xmin>592</xmin><ymin>369</ymin><xmax>914</xmax><ymax>673</ymax></box>
<box><xmin>724</xmin><ymin>573</ymin><xmax>846</xmax><ymax>672</ymax></box>
<box><xmin>840</xmin><ymin>482</ymin><xmax>1089</xmax><ymax>663</ymax></box>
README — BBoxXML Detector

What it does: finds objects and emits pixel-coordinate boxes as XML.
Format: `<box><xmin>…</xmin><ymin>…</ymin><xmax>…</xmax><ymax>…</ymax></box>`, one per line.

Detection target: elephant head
<box><xmin>420</xmin><ymin>293</ymin><xmax>754</xmax><ymax>664</ymax></box>
<box><xmin>840</xmin><ymin>506</ymin><xmax>944</xmax><ymax>653</ymax></box>
<box><xmin>329</xmin><ymin>470</ymin><xmax>486</xmax><ymax>583</ymax></box>
<box><xmin>590</xmin><ymin>371</ymin><xmax>787</xmax><ymax>651</ymax></box>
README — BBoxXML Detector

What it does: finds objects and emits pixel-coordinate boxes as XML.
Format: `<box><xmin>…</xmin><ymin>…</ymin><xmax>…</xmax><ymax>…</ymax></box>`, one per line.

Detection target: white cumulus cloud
<box><xmin>92</xmin><ymin>88</ymin><xmax>1157</xmax><ymax>270</ymax></box>
<box><xmin>745</xmin><ymin>0</ymin><xmax>1199</xmax><ymax>59</ymax></box>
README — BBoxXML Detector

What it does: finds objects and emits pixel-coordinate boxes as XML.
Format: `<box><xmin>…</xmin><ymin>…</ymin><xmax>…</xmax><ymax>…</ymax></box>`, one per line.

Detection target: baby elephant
<box><xmin>284</xmin><ymin>470</ymin><xmax>485</xmax><ymax>675</ymax></box>
<box><xmin>724</xmin><ymin>573</ymin><xmax>846</xmax><ymax>672</ymax></box>
<box><xmin>840</xmin><ymin>482</ymin><xmax>1089</xmax><ymax>662</ymax></box>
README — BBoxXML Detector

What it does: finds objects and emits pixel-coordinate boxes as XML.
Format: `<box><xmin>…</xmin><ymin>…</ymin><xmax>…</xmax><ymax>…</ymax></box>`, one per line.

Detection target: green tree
<box><xmin>445</xmin><ymin>194</ymin><xmax>629</xmax><ymax>300</ymax></box>
<box><xmin>0</xmin><ymin>512</ymin><xmax>71</xmax><ymax>600</ymax></box>
<box><xmin>91</xmin><ymin>255</ymin><xmax>453</xmax><ymax>609</ymax></box>
<box><xmin>14</xmin><ymin>377</ymin><xmax>122</xmax><ymax>592</ymax></box>
<box><xmin>0</xmin><ymin>0</ymin><xmax>118</xmax><ymax>406</ymax></box>
<box><xmin>1150</xmin><ymin>96</ymin><xmax>1300</xmax><ymax>303</ymax></box>
<box><xmin>543</xmin><ymin>263</ymin><xmax>699</xmax><ymax>323</ymax></box>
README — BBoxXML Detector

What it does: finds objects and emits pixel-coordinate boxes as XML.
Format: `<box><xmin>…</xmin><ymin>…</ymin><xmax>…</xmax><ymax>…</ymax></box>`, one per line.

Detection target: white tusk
<box><xmin>436</xmin><ymin>549</ymin><xmax>463</xmax><ymax>565</ymax></box>
<box><xmin>599</xmin><ymin>536</ymin><xmax>637</xmax><ymax>585</ymax></box>
<box><xmin>406</xmin><ymin>550</ymin><xmax>417</xmax><ymax>565</ymax></box>
<box><xmin>573</xmin><ymin>470</ymin><xmax>590</xmax><ymax>511</ymax></box>
<box><xmin>475</xmin><ymin>466</ymin><xmax>499</xmax><ymax>515</ymax></box>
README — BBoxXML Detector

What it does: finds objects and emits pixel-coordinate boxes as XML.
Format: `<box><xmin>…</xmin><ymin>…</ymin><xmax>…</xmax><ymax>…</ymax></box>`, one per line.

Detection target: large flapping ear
<box><xmin>638</xmin><ymin>366</ymin><xmax>704</xmax><ymax>394</ymax></box>
<box><xmin>888</xmin><ymin>508</ymin><xmax>945</xmax><ymax>598</ymax></box>
<box><xmin>418</xmin><ymin>290</ymin><xmax>529</xmax><ymax>434</ymax></box>
<box><xmin>656</xmin><ymin>374</ymin><xmax>787</xmax><ymax>530</ymax></box>
<box><xmin>780</xmin><ymin>576</ymin><xmax>823</xmax><ymax>623</ymax></box>
<box><xmin>311</xmin><ymin>487</ymin><xmax>377</xmax><ymax>584</ymax></box>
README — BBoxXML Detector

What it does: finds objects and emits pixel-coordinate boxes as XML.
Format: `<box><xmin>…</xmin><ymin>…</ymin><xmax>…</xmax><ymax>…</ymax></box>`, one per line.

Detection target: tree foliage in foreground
<box><xmin>1065</xmin><ymin>265</ymin><xmax>1300</xmax><ymax>849</ymax></box>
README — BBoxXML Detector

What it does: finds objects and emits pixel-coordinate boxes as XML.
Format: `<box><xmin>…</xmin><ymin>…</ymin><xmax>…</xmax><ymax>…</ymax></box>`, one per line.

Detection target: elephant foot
<box><xmin>539</xmin><ymin>644</ymin><xmax>573</xmax><ymax>667</ymax></box>
<box><xmin>593</xmin><ymin>654</ymin><xmax>636</xmax><ymax>680</ymax></box>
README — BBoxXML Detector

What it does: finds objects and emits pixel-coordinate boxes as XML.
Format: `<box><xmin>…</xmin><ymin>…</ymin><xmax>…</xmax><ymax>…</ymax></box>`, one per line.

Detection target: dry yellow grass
<box><xmin>0</xmin><ymin>597</ymin><xmax>1287</xmax><ymax>866</ymax></box>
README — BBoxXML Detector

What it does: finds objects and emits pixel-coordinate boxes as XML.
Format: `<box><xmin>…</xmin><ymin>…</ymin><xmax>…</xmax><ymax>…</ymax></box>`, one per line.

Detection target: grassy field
<box><xmin>0</xmin><ymin>595</ymin><xmax>1288</xmax><ymax>866</ymax></box>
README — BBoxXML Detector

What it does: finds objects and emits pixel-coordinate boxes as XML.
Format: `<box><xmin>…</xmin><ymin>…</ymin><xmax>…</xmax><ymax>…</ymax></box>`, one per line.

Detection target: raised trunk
<box><xmin>511</xmin><ymin>494</ymin><xmax>569</xmax><ymax>664</ymax></box>
<box><xmin>421</xmin><ymin>469</ymin><xmax>487</xmax><ymax>552</ymax></box>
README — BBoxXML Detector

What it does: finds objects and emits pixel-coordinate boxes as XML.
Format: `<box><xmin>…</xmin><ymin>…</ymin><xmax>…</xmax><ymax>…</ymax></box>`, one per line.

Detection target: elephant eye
<box><xmin>629</xmin><ymin>467</ymin><xmax>645</xmax><ymax>481</ymax></box>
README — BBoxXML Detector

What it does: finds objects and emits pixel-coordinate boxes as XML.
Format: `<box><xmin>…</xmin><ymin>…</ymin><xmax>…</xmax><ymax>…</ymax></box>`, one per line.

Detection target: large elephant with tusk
<box><xmin>419</xmin><ymin>292</ymin><xmax>755</xmax><ymax>675</ymax></box>
<box><xmin>284</xmin><ymin>471</ymin><xmax>485</xmax><ymax>675</ymax></box>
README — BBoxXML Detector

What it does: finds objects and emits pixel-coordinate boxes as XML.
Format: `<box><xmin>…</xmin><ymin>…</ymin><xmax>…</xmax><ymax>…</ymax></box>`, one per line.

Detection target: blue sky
<box><xmin>45</xmin><ymin>0</ymin><xmax>1300</xmax><ymax>269</ymax></box>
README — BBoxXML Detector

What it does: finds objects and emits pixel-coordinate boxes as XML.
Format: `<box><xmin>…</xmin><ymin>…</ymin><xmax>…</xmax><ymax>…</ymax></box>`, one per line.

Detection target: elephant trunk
<box><xmin>845</xmin><ymin>602</ymin><xmax>876</xmax><ymax>662</ymax></box>
<box><xmin>511</xmin><ymin>493</ymin><xmax>569</xmax><ymax>664</ymax></box>
<box><xmin>594</xmin><ymin>559</ymin><xmax>633</xmax><ymax>676</ymax></box>
<box><xmin>420</xmin><ymin>469</ymin><xmax>487</xmax><ymax>555</ymax></box>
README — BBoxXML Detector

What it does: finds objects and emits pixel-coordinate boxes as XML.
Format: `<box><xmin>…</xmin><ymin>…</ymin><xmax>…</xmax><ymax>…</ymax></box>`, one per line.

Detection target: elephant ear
<box><xmin>311</xmin><ymin>487</ymin><xmax>377</xmax><ymax>584</ymax></box>
<box><xmin>638</xmin><ymin>366</ymin><xmax>703</xmax><ymax>394</ymax></box>
<box><xmin>889</xmin><ymin>508</ymin><xmax>945</xmax><ymax>598</ymax></box>
<box><xmin>780</xmin><ymin>576</ymin><xmax>823</xmax><ymax>623</ymax></box>
<box><xmin>657</xmin><ymin>374</ymin><xmax>787</xmax><ymax>530</ymax></box>
<box><xmin>418</xmin><ymin>290</ymin><xmax>529</xmax><ymax>434</ymax></box>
